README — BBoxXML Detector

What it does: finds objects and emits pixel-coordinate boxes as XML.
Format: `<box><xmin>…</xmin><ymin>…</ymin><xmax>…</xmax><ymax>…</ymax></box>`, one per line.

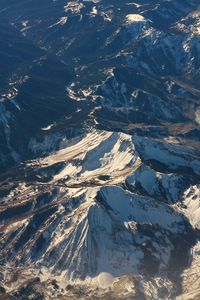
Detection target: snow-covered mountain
<box><xmin>0</xmin><ymin>0</ymin><xmax>199</xmax><ymax>170</ymax></box>
<box><xmin>0</xmin><ymin>1</ymin><xmax>199</xmax><ymax>299</ymax></box>
<box><xmin>0</xmin><ymin>129</ymin><xmax>199</xmax><ymax>299</ymax></box>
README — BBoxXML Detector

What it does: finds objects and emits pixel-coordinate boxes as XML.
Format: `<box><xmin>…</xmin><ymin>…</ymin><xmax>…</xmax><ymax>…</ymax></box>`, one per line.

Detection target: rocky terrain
<box><xmin>0</xmin><ymin>1</ymin><xmax>199</xmax><ymax>299</ymax></box>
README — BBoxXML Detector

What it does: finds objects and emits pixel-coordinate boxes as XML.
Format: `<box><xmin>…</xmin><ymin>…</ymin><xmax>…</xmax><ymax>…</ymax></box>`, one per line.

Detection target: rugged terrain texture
<box><xmin>0</xmin><ymin>0</ymin><xmax>200</xmax><ymax>299</ymax></box>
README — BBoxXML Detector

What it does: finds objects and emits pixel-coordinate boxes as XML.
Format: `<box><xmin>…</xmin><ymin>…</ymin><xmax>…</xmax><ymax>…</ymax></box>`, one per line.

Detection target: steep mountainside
<box><xmin>0</xmin><ymin>1</ymin><xmax>199</xmax><ymax>299</ymax></box>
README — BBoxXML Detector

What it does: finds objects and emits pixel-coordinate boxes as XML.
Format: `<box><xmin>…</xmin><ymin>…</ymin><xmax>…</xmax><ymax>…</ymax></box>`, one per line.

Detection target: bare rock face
<box><xmin>0</xmin><ymin>129</ymin><xmax>199</xmax><ymax>299</ymax></box>
<box><xmin>0</xmin><ymin>0</ymin><xmax>199</xmax><ymax>299</ymax></box>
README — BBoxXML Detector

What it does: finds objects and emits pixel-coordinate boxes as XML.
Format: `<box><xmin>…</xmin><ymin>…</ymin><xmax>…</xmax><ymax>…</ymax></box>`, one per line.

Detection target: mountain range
<box><xmin>0</xmin><ymin>1</ymin><xmax>199</xmax><ymax>299</ymax></box>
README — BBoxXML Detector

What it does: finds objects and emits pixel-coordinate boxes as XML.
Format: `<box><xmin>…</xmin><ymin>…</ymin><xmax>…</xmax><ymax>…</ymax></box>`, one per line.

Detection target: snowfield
<box><xmin>0</xmin><ymin>0</ymin><xmax>199</xmax><ymax>299</ymax></box>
